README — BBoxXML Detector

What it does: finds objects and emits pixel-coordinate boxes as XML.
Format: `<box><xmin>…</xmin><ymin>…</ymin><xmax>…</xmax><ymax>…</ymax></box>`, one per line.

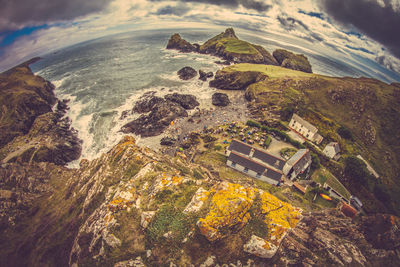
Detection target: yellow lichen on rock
<box><xmin>259</xmin><ymin>190</ymin><xmax>302</xmax><ymax>248</ymax></box>
<box><xmin>197</xmin><ymin>182</ymin><xmax>257</xmax><ymax>241</ymax></box>
<box><xmin>243</xmin><ymin>191</ymin><xmax>302</xmax><ymax>259</ymax></box>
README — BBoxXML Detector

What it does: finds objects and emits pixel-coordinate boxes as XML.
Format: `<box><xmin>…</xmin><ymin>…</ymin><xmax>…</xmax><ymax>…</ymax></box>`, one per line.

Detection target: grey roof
<box><xmin>287</xmin><ymin>149</ymin><xmax>311</xmax><ymax>169</ymax></box>
<box><xmin>228</xmin><ymin>152</ymin><xmax>283</xmax><ymax>182</ymax></box>
<box><xmin>253</xmin><ymin>149</ymin><xmax>285</xmax><ymax>170</ymax></box>
<box><xmin>228</xmin><ymin>139</ymin><xmax>252</xmax><ymax>156</ymax></box>
<box><xmin>327</xmin><ymin>142</ymin><xmax>341</xmax><ymax>154</ymax></box>
<box><xmin>291</xmin><ymin>114</ymin><xmax>318</xmax><ymax>134</ymax></box>
<box><xmin>228</xmin><ymin>151</ymin><xmax>265</xmax><ymax>174</ymax></box>
<box><xmin>265</xmin><ymin>168</ymin><xmax>283</xmax><ymax>182</ymax></box>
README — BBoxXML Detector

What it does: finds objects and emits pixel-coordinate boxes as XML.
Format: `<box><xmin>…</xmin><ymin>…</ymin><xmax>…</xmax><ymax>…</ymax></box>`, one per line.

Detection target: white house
<box><xmin>289</xmin><ymin>114</ymin><xmax>323</xmax><ymax>144</ymax></box>
<box><xmin>226</xmin><ymin>139</ymin><xmax>285</xmax><ymax>185</ymax></box>
<box><xmin>323</xmin><ymin>142</ymin><xmax>341</xmax><ymax>160</ymax></box>
<box><xmin>283</xmin><ymin>149</ymin><xmax>312</xmax><ymax>180</ymax></box>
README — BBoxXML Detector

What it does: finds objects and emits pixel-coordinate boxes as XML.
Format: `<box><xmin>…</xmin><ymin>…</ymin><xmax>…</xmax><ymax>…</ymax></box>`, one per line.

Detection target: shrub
<box><xmin>337</xmin><ymin>126</ymin><xmax>353</xmax><ymax>140</ymax></box>
<box><xmin>311</xmin><ymin>152</ymin><xmax>321</xmax><ymax>169</ymax></box>
<box><xmin>264</xmin><ymin>136</ymin><xmax>271</xmax><ymax>148</ymax></box>
<box><xmin>246</xmin><ymin>120</ymin><xmax>261</xmax><ymax>128</ymax></box>
<box><xmin>344</xmin><ymin>156</ymin><xmax>371</xmax><ymax>183</ymax></box>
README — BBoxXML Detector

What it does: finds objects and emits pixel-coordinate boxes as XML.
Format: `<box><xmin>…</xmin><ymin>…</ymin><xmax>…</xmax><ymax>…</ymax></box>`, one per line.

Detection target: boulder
<box><xmin>160</xmin><ymin>137</ymin><xmax>176</xmax><ymax>146</ymax></box>
<box><xmin>197</xmin><ymin>182</ymin><xmax>257</xmax><ymax>241</ymax></box>
<box><xmin>133</xmin><ymin>95</ymin><xmax>164</xmax><ymax>113</ymax></box>
<box><xmin>166</xmin><ymin>33</ymin><xmax>196</xmax><ymax>52</ymax></box>
<box><xmin>209</xmin><ymin>70</ymin><xmax>268</xmax><ymax>90</ymax></box>
<box><xmin>177</xmin><ymin>66</ymin><xmax>197</xmax><ymax>80</ymax></box>
<box><xmin>214</xmin><ymin>60</ymin><xmax>231</xmax><ymax>65</ymax></box>
<box><xmin>199</xmin><ymin>70</ymin><xmax>214</xmax><ymax>81</ymax></box>
<box><xmin>244</xmin><ymin>235</ymin><xmax>276</xmax><ymax>258</ymax></box>
<box><xmin>212</xmin><ymin>93</ymin><xmax>230</xmax><ymax>106</ymax></box>
<box><xmin>164</xmin><ymin>93</ymin><xmax>199</xmax><ymax>109</ymax></box>
<box><xmin>121</xmin><ymin>100</ymin><xmax>187</xmax><ymax>137</ymax></box>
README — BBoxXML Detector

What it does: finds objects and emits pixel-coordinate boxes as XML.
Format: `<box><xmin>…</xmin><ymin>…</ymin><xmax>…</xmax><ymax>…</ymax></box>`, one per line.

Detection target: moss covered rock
<box><xmin>273</xmin><ymin>49</ymin><xmax>312</xmax><ymax>73</ymax></box>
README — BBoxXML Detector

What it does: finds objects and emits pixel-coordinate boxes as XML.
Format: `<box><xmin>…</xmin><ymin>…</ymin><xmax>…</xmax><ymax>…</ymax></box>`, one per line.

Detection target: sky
<box><xmin>1</xmin><ymin>0</ymin><xmax>400</xmax><ymax>77</ymax></box>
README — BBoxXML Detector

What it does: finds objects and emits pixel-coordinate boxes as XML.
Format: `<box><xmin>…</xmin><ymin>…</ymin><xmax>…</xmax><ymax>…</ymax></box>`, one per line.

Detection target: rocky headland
<box><xmin>167</xmin><ymin>28</ymin><xmax>313</xmax><ymax>73</ymax></box>
<box><xmin>0</xmin><ymin>60</ymin><xmax>82</xmax><ymax>166</ymax></box>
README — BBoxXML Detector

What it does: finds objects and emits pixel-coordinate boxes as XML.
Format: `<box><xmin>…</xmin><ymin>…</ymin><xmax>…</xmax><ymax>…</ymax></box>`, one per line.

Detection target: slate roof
<box><xmin>265</xmin><ymin>168</ymin><xmax>283</xmax><ymax>182</ymax></box>
<box><xmin>228</xmin><ymin>139</ymin><xmax>285</xmax><ymax>171</ymax></box>
<box><xmin>253</xmin><ymin>149</ymin><xmax>285</xmax><ymax>171</ymax></box>
<box><xmin>286</xmin><ymin>149</ymin><xmax>311</xmax><ymax>173</ymax></box>
<box><xmin>228</xmin><ymin>151</ymin><xmax>283</xmax><ymax>182</ymax></box>
<box><xmin>228</xmin><ymin>151</ymin><xmax>265</xmax><ymax>174</ymax></box>
<box><xmin>227</xmin><ymin>139</ymin><xmax>252</xmax><ymax>156</ymax></box>
<box><xmin>291</xmin><ymin>114</ymin><xmax>318</xmax><ymax>134</ymax></box>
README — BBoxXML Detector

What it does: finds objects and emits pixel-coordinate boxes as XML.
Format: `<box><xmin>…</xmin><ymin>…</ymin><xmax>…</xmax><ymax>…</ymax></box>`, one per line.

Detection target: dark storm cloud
<box><xmin>0</xmin><ymin>0</ymin><xmax>113</xmax><ymax>32</ymax></box>
<box><xmin>320</xmin><ymin>0</ymin><xmax>400</xmax><ymax>58</ymax></box>
<box><xmin>149</xmin><ymin>0</ymin><xmax>272</xmax><ymax>12</ymax></box>
<box><xmin>155</xmin><ymin>5</ymin><xmax>191</xmax><ymax>16</ymax></box>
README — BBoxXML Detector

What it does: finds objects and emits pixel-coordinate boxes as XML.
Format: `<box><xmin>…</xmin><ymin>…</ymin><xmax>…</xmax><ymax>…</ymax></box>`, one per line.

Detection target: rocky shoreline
<box><xmin>0</xmin><ymin>61</ymin><xmax>82</xmax><ymax>166</ymax></box>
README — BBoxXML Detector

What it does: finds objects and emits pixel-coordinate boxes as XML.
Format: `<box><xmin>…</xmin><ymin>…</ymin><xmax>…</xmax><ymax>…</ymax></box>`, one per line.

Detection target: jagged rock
<box><xmin>141</xmin><ymin>211</ymin><xmax>156</xmax><ymax>229</ymax></box>
<box><xmin>114</xmin><ymin>256</ymin><xmax>145</xmax><ymax>267</ymax></box>
<box><xmin>244</xmin><ymin>235</ymin><xmax>276</xmax><ymax>258</ymax></box>
<box><xmin>121</xmin><ymin>100</ymin><xmax>187</xmax><ymax>137</ymax></box>
<box><xmin>166</xmin><ymin>33</ymin><xmax>196</xmax><ymax>52</ymax></box>
<box><xmin>177</xmin><ymin>66</ymin><xmax>197</xmax><ymax>80</ymax></box>
<box><xmin>360</xmin><ymin>213</ymin><xmax>400</xmax><ymax>250</ymax></box>
<box><xmin>183</xmin><ymin>187</ymin><xmax>210</xmax><ymax>213</ymax></box>
<box><xmin>200</xmin><ymin>255</ymin><xmax>216</xmax><ymax>267</ymax></box>
<box><xmin>212</xmin><ymin>93</ymin><xmax>230</xmax><ymax>106</ymax></box>
<box><xmin>209</xmin><ymin>70</ymin><xmax>268</xmax><ymax>90</ymax></box>
<box><xmin>214</xmin><ymin>60</ymin><xmax>231</xmax><ymax>65</ymax></box>
<box><xmin>0</xmin><ymin>111</ymin><xmax>82</xmax><ymax>165</ymax></box>
<box><xmin>0</xmin><ymin>59</ymin><xmax>57</xmax><ymax>148</ymax></box>
<box><xmin>122</xmin><ymin>92</ymin><xmax>199</xmax><ymax>137</ymax></box>
<box><xmin>133</xmin><ymin>93</ymin><xmax>164</xmax><ymax>113</ymax></box>
<box><xmin>273</xmin><ymin>49</ymin><xmax>312</xmax><ymax>73</ymax></box>
<box><xmin>199</xmin><ymin>70</ymin><xmax>213</xmax><ymax>81</ymax></box>
<box><xmin>165</xmin><ymin>93</ymin><xmax>199</xmax><ymax>109</ymax></box>
<box><xmin>160</xmin><ymin>137</ymin><xmax>176</xmax><ymax>146</ymax></box>
<box><xmin>197</xmin><ymin>182</ymin><xmax>257</xmax><ymax>241</ymax></box>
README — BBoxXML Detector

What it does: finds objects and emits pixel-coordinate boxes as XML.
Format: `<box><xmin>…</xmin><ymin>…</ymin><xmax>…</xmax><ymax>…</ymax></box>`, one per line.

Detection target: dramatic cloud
<box><xmin>155</xmin><ymin>4</ymin><xmax>191</xmax><ymax>16</ymax></box>
<box><xmin>320</xmin><ymin>0</ymin><xmax>400</xmax><ymax>58</ymax></box>
<box><xmin>0</xmin><ymin>0</ymin><xmax>113</xmax><ymax>32</ymax></box>
<box><xmin>149</xmin><ymin>0</ymin><xmax>272</xmax><ymax>12</ymax></box>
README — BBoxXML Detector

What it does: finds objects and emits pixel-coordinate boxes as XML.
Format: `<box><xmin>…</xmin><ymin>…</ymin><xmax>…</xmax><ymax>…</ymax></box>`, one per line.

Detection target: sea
<box><xmin>30</xmin><ymin>27</ymin><xmax>400</xmax><ymax>166</ymax></box>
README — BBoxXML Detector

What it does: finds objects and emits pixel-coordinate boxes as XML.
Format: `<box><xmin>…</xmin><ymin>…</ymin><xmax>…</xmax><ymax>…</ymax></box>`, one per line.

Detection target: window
<box><xmin>244</xmin><ymin>167</ymin><xmax>249</xmax><ymax>173</ymax></box>
<box><xmin>231</xmin><ymin>162</ymin><xmax>236</xmax><ymax>167</ymax></box>
<box><xmin>256</xmin><ymin>173</ymin><xmax>261</xmax><ymax>178</ymax></box>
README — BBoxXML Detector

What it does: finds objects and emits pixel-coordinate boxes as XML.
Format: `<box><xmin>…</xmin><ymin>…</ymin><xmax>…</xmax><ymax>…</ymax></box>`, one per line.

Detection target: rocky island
<box><xmin>1</xmin><ymin>28</ymin><xmax>400</xmax><ymax>266</ymax></box>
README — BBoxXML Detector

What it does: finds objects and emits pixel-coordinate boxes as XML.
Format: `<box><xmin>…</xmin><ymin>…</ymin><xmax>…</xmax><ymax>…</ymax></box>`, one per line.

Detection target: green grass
<box><xmin>312</xmin><ymin>168</ymin><xmax>351</xmax><ymax>199</ymax></box>
<box><xmin>219</xmin><ymin>39</ymin><xmax>258</xmax><ymax>54</ymax></box>
<box><xmin>222</xmin><ymin>63</ymin><xmax>314</xmax><ymax>79</ymax></box>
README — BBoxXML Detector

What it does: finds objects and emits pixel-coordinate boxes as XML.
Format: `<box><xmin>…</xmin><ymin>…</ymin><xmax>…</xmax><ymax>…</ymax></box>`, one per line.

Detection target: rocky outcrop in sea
<box><xmin>121</xmin><ymin>92</ymin><xmax>199</xmax><ymax>137</ymax></box>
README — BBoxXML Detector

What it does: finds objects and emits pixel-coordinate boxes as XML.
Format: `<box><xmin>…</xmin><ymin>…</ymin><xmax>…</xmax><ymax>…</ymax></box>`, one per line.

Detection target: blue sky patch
<box><xmin>0</xmin><ymin>24</ymin><xmax>49</xmax><ymax>47</ymax></box>
<box><xmin>345</xmin><ymin>45</ymin><xmax>374</xmax><ymax>55</ymax></box>
<box><xmin>298</xmin><ymin>10</ymin><xmax>324</xmax><ymax>20</ymax></box>
<box><xmin>344</xmin><ymin>31</ymin><xmax>363</xmax><ymax>39</ymax></box>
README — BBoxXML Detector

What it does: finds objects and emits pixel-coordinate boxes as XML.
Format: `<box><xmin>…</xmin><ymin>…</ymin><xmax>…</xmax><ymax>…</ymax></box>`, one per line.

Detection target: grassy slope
<box><xmin>223</xmin><ymin>63</ymin><xmax>400</xmax><ymax>214</ymax></box>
